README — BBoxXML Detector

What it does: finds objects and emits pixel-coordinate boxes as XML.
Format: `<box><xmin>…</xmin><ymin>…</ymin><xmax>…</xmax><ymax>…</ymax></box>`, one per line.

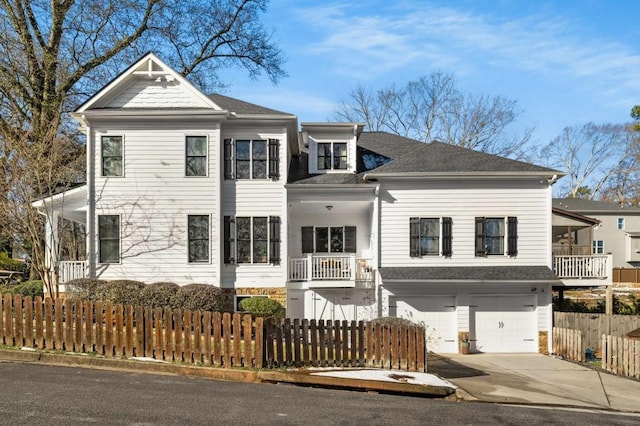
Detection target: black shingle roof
<box><xmin>379</xmin><ymin>266</ymin><xmax>559</xmax><ymax>282</ymax></box>
<box><xmin>368</xmin><ymin>140</ymin><xmax>557</xmax><ymax>175</ymax></box>
<box><xmin>208</xmin><ymin>93</ymin><xmax>293</xmax><ymax>116</ymax></box>
<box><xmin>553</xmin><ymin>198</ymin><xmax>640</xmax><ymax>213</ymax></box>
<box><xmin>288</xmin><ymin>131</ymin><xmax>558</xmax><ymax>184</ymax></box>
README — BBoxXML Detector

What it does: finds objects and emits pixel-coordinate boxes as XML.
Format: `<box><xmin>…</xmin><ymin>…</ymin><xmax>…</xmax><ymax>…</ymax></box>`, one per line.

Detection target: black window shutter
<box><xmin>345</xmin><ymin>226</ymin><xmax>357</xmax><ymax>253</ymax></box>
<box><xmin>224</xmin><ymin>139</ymin><xmax>233</xmax><ymax>179</ymax></box>
<box><xmin>475</xmin><ymin>217</ymin><xmax>486</xmax><ymax>257</ymax></box>
<box><xmin>224</xmin><ymin>216</ymin><xmax>235</xmax><ymax>263</ymax></box>
<box><xmin>507</xmin><ymin>216</ymin><xmax>518</xmax><ymax>257</ymax></box>
<box><xmin>268</xmin><ymin>139</ymin><xmax>280</xmax><ymax>179</ymax></box>
<box><xmin>409</xmin><ymin>217</ymin><xmax>420</xmax><ymax>257</ymax></box>
<box><xmin>442</xmin><ymin>217</ymin><xmax>453</xmax><ymax>257</ymax></box>
<box><xmin>269</xmin><ymin>216</ymin><xmax>281</xmax><ymax>264</ymax></box>
<box><xmin>302</xmin><ymin>226</ymin><xmax>314</xmax><ymax>253</ymax></box>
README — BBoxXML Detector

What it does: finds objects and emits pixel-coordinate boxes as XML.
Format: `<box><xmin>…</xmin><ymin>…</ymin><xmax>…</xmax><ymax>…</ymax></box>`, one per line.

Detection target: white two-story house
<box><xmin>34</xmin><ymin>53</ymin><xmax>563</xmax><ymax>354</ymax></box>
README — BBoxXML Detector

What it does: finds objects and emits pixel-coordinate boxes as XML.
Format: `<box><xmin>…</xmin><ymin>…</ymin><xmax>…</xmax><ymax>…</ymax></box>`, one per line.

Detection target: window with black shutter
<box><xmin>409</xmin><ymin>217</ymin><xmax>421</xmax><ymax>257</ymax></box>
<box><xmin>345</xmin><ymin>226</ymin><xmax>356</xmax><ymax>253</ymax></box>
<box><xmin>507</xmin><ymin>216</ymin><xmax>518</xmax><ymax>257</ymax></box>
<box><xmin>223</xmin><ymin>216</ymin><xmax>235</xmax><ymax>263</ymax></box>
<box><xmin>224</xmin><ymin>139</ymin><xmax>233</xmax><ymax>179</ymax></box>
<box><xmin>442</xmin><ymin>217</ymin><xmax>453</xmax><ymax>257</ymax></box>
<box><xmin>268</xmin><ymin>139</ymin><xmax>280</xmax><ymax>179</ymax></box>
<box><xmin>269</xmin><ymin>216</ymin><xmax>281</xmax><ymax>264</ymax></box>
<box><xmin>475</xmin><ymin>217</ymin><xmax>486</xmax><ymax>257</ymax></box>
<box><xmin>301</xmin><ymin>227</ymin><xmax>314</xmax><ymax>253</ymax></box>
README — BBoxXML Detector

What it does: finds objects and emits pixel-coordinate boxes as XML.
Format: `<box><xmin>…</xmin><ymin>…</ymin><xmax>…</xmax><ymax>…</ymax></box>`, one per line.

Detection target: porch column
<box><xmin>44</xmin><ymin>211</ymin><xmax>60</xmax><ymax>278</ymax></box>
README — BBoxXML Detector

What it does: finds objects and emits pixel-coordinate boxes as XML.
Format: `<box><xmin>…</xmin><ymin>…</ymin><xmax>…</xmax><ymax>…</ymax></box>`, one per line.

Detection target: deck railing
<box><xmin>288</xmin><ymin>255</ymin><xmax>373</xmax><ymax>287</ymax></box>
<box><xmin>59</xmin><ymin>260</ymin><xmax>88</xmax><ymax>283</ymax></box>
<box><xmin>553</xmin><ymin>255</ymin><xmax>609</xmax><ymax>279</ymax></box>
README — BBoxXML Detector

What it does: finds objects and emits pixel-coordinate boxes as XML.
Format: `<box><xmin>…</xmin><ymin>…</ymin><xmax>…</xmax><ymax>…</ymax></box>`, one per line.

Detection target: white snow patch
<box><xmin>311</xmin><ymin>369</ymin><xmax>455</xmax><ymax>388</ymax></box>
<box><xmin>131</xmin><ymin>356</ymin><xmax>170</xmax><ymax>364</ymax></box>
<box><xmin>20</xmin><ymin>347</ymin><xmax>36</xmax><ymax>352</ymax></box>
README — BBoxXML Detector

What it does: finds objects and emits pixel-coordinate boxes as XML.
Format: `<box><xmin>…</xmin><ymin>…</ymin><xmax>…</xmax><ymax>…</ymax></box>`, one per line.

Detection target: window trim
<box><xmin>317</xmin><ymin>141</ymin><xmax>348</xmax><ymax>171</ymax></box>
<box><xmin>187</xmin><ymin>214</ymin><xmax>210</xmax><ymax>264</ymax></box>
<box><xmin>224</xmin><ymin>216</ymin><xmax>281</xmax><ymax>265</ymax></box>
<box><xmin>475</xmin><ymin>216</ymin><xmax>518</xmax><ymax>257</ymax></box>
<box><xmin>224</xmin><ymin>138</ymin><xmax>280</xmax><ymax>180</ymax></box>
<box><xmin>301</xmin><ymin>225</ymin><xmax>356</xmax><ymax>254</ymax></box>
<box><xmin>593</xmin><ymin>240</ymin><xmax>604</xmax><ymax>254</ymax></box>
<box><xmin>185</xmin><ymin>135</ymin><xmax>209</xmax><ymax>177</ymax></box>
<box><xmin>98</xmin><ymin>214</ymin><xmax>120</xmax><ymax>264</ymax></box>
<box><xmin>409</xmin><ymin>217</ymin><xmax>452</xmax><ymax>258</ymax></box>
<box><xmin>100</xmin><ymin>135</ymin><xmax>124</xmax><ymax>177</ymax></box>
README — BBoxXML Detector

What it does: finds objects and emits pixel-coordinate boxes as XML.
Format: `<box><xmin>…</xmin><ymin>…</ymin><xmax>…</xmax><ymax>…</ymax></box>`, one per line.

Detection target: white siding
<box><xmin>106</xmin><ymin>78</ymin><xmax>211</xmax><ymax>109</ymax></box>
<box><xmin>92</xmin><ymin>120</ymin><xmax>220</xmax><ymax>284</ymax></box>
<box><xmin>379</xmin><ymin>180</ymin><xmax>551</xmax><ymax>267</ymax></box>
<box><xmin>221</xmin><ymin>127</ymin><xmax>288</xmax><ymax>288</ymax></box>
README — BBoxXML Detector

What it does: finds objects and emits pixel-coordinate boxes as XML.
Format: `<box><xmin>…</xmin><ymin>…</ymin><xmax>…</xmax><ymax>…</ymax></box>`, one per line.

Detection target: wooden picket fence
<box><xmin>0</xmin><ymin>295</ymin><xmax>426</xmax><ymax>372</ymax></box>
<box><xmin>263</xmin><ymin>318</ymin><xmax>426</xmax><ymax>371</ymax></box>
<box><xmin>552</xmin><ymin>327</ymin><xmax>584</xmax><ymax>362</ymax></box>
<box><xmin>601</xmin><ymin>334</ymin><xmax>640</xmax><ymax>380</ymax></box>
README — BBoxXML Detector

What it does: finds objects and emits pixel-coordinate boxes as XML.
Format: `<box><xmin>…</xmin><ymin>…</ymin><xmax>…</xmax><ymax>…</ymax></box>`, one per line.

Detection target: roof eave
<box><xmin>363</xmin><ymin>171</ymin><xmax>563</xmax><ymax>180</ymax></box>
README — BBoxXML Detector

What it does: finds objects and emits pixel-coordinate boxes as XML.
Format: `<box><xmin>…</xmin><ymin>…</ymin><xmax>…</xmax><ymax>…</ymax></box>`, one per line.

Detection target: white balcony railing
<box><xmin>288</xmin><ymin>255</ymin><xmax>374</xmax><ymax>287</ymax></box>
<box><xmin>59</xmin><ymin>260</ymin><xmax>88</xmax><ymax>283</ymax></box>
<box><xmin>553</xmin><ymin>255</ymin><xmax>610</xmax><ymax>280</ymax></box>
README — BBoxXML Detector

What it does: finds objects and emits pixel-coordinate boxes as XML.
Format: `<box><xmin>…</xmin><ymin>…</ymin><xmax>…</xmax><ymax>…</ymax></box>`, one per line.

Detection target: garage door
<box><xmin>470</xmin><ymin>295</ymin><xmax>537</xmax><ymax>353</ymax></box>
<box><xmin>389</xmin><ymin>296</ymin><xmax>458</xmax><ymax>353</ymax></box>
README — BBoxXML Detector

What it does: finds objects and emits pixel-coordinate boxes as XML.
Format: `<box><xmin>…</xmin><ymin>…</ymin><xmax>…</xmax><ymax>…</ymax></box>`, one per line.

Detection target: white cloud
<box><xmin>290</xmin><ymin>1</ymin><xmax>640</xmax><ymax>98</ymax></box>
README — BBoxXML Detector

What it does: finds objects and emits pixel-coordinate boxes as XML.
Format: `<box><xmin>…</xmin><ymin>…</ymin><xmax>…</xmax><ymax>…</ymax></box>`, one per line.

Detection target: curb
<box><xmin>257</xmin><ymin>370</ymin><xmax>457</xmax><ymax>398</ymax></box>
<box><xmin>0</xmin><ymin>349</ymin><xmax>456</xmax><ymax>398</ymax></box>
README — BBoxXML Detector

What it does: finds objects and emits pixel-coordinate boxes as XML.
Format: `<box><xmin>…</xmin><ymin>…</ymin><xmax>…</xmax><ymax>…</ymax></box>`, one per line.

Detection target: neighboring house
<box><xmin>33</xmin><ymin>53</ymin><xmax>563</xmax><ymax>354</ymax></box>
<box><xmin>553</xmin><ymin>198</ymin><xmax>640</xmax><ymax>270</ymax></box>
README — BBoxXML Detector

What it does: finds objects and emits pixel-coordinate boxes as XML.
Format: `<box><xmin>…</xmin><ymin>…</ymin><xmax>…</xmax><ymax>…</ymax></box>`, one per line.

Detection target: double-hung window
<box><xmin>475</xmin><ymin>217</ymin><xmax>517</xmax><ymax>257</ymax></box>
<box><xmin>188</xmin><ymin>215</ymin><xmax>209</xmax><ymax>263</ymax></box>
<box><xmin>301</xmin><ymin>226</ymin><xmax>356</xmax><ymax>253</ymax></box>
<box><xmin>618</xmin><ymin>218</ymin><xmax>625</xmax><ymax>230</ymax></box>
<box><xmin>409</xmin><ymin>217</ymin><xmax>452</xmax><ymax>257</ymax></box>
<box><xmin>224</xmin><ymin>216</ymin><xmax>281</xmax><ymax>264</ymax></box>
<box><xmin>592</xmin><ymin>240</ymin><xmax>604</xmax><ymax>254</ymax></box>
<box><xmin>317</xmin><ymin>142</ymin><xmax>347</xmax><ymax>170</ymax></box>
<box><xmin>101</xmin><ymin>135</ymin><xmax>123</xmax><ymax>177</ymax></box>
<box><xmin>224</xmin><ymin>139</ymin><xmax>279</xmax><ymax>180</ymax></box>
<box><xmin>185</xmin><ymin>136</ymin><xmax>207</xmax><ymax>176</ymax></box>
<box><xmin>98</xmin><ymin>215</ymin><xmax>120</xmax><ymax>263</ymax></box>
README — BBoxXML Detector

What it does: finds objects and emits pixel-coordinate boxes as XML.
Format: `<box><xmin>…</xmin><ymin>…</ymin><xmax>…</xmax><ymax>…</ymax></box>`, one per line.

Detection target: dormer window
<box><xmin>318</xmin><ymin>142</ymin><xmax>347</xmax><ymax>170</ymax></box>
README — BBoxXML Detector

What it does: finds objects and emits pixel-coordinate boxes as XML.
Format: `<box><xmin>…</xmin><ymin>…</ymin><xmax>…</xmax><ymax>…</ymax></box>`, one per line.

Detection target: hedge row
<box><xmin>65</xmin><ymin>279</ymin><xmax>282</xmax><ymax>316</ymax></box>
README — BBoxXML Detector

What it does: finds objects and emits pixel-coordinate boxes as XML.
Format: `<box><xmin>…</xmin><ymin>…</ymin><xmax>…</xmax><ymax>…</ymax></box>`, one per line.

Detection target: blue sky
<box><xmin>219</xmin><ymin>0</ymin><xmax>640</xmax><ymax>147</ymax></box>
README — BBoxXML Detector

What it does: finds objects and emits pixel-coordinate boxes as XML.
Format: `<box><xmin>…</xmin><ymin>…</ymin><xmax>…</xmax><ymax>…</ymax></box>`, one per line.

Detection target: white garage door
<box><xmin>389</xmin><ymin>296</ymin><xmax>458</xmax><ymax>353</ymax></box>
<box><xmin>470</xmin><ymin>295</ymin><xmax>537</xmax><ymax>353</ymax></box>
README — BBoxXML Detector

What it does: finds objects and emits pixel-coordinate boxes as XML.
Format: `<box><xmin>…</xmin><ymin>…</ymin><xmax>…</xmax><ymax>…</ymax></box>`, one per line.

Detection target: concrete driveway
<box><xmin>429</xmin><ymin>353</ymin><xmax>640</xmax><ymax>413</ymax></box>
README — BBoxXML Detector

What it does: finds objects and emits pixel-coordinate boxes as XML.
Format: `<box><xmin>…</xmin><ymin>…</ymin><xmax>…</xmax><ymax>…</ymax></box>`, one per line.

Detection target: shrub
<box><xmin>95</xmin><ymin>280</ymin><xmax>145</xmax><ymax>306</ymax></box>
<box><xmin>369</xmin><ymin>316</ymin><xmax>418</xmax><ymax>327</ymax></box>
<box><xmin>170</xmin><ymin>284</ymin><xmax>224</xmax><ymax>312</ymax></box>
<box><xmin>65</xmin><ymin>278</ymin><xmax>108</xmax><ymax>302</ymax></box>
<box><xmin>238</xmin><ymin>297</ymin><xmax>284</xmax><ymax>318</ymax></box>
<box><xmin>0</xmin><ymin>251</ymin><xmax>27</xmax><ymax>274</ymax></box>
<box><xmin>140</xmin><ymin>282</ymin><xmax>179</xmax><ymax>308</ymax></box>
<box><xmin>9</xmin><ymin>280</ymin><xmax>44</xmax><ymax>298</ymax></box>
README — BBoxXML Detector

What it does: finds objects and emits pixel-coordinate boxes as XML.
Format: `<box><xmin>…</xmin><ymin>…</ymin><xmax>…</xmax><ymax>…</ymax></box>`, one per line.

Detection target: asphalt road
<box><xmin>1</xmin><ymin>362</ymin><xmax>639</xmax><ymax>425</ymax></box>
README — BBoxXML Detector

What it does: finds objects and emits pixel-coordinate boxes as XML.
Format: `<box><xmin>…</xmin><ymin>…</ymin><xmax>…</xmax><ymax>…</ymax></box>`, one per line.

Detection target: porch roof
<box><xmin>31</xmin><ymin>184</ymin><xmax>87</xmax><ymax>223</ymax></box>
<box><xmin>379</xmin><ymin>266</ymin><xmax>560</xmax><ymax>283</ymax></box>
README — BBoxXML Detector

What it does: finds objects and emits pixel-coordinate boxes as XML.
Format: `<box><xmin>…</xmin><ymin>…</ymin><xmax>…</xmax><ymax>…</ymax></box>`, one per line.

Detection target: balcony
<box><xmin>553</xmin><ymin>255</ymin><xmax>612</xmax><ymax>287</ymax></box>
<box><xmin>288</xmin><ymin>255</ymin><xmax>374</xmax><ymax>288</ymax></box>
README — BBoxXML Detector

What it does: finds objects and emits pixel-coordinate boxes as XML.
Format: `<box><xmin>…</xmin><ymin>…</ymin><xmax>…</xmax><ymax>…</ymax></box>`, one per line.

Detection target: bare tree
<box><xmin>0</xmin><ymin>0</ymin><xmax>286</xmax><ymax>295</ymax></box>
<box><xmin>539</xmin><ymin>122</ymin><xmax>632</xmax><ymax>200</ymax></box>
<box><xmin>333</xmin><ymin>72</ymin><xmax>533</xmax><ymax>158</ymax></box>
